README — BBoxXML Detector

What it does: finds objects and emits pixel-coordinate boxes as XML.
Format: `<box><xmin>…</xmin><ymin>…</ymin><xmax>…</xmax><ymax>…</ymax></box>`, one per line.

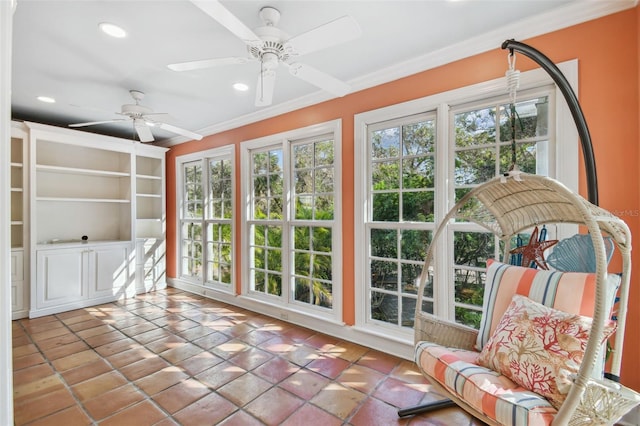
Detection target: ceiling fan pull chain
<box><xmin>259</xmin><ymin>60</ymin><xmax>265</xmax><ymax>103</ymax></box>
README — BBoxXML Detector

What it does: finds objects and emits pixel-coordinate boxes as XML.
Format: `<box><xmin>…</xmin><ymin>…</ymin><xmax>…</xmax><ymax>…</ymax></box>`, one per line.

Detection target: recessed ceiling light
<box><xmin>37</xmin><ymin>96</ymin><xmax>56</xmax><ymax>103</ymax></box>
<box><xmin>99</xmin><ymin>22</ymin><xmax>127</xmax><ymax>38</ymax></box>
<box><xmin>233</xmin><ymin>82</ymin><xmax>249</xmax><ymax>92</ymax></box>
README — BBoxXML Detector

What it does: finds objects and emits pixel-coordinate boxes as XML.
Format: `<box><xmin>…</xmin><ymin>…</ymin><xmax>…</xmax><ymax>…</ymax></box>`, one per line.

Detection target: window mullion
<box><xmin>436</xmin><ymin>103</ymin><xmax>453</xmax><ymax>320</ymax></box>
<box><xmin>201</xmin><ymin>158</ymin><xmax>209</xmax><ymax>285</ymax></box>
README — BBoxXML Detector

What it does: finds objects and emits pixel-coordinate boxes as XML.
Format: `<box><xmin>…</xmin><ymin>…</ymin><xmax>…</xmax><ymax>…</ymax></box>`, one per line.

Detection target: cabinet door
<box><xmin>11</xmin><ymin>250</ymin><xmax>23</xmax><ymax>282</ymax></box>
<box><xmin>89</xmin><ymin>245</ymin><xmax>131</xmax><ymax>299</ymax></box>
<box><xmin>36</xmin><ymin>248</ymin><xmax>86</xmax><ymax>308</ymax></box>
<box><xmin>10</xmin><ymin>250</ymin><xmax>25</xmax><ymax>312</ymax></box>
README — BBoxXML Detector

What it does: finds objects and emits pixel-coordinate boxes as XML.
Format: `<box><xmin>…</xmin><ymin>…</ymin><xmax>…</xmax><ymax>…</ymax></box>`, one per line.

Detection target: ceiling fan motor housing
<box><xmin>249</xmin><ymin>22</ymin><xmax>291</xmax><ymax>66</ymax></box>
<box><xmin>121</xmin><ymin>103</ymin><xmax>153</xmax><ymax>118</ymax></box>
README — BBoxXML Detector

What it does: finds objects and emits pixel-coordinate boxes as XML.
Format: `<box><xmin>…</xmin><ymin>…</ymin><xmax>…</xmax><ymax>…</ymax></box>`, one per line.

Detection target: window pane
<box><xmin>455</xmin><ymin>107</ymin><xmax>496</xmax><ymax>147</ymax></box>
<box><xmin>371</xmin><ymin>292</ymin><xmax>398</xmax><ymax>325</ymax></box>
<box><xmin>499</xmin><ymin>141</ymin><xmax>538</xmax><ymax>175</ymax></box>
<box><xmin>181</xmin><ymin>222</ymin><xmax>202</xmax><ymax>279</ymax></box>
<box><xmin>295</xmin><ymin>278</ymin><xmax>311</xmax><ymax>303</ymax></box>
<box><xmin>371</xmin><ymin>228</ymin><xmax>397</xmax><ymax>259</ymax></box>
<box><xmin>206</xmin><ymin>222</ymin><xmax>232</xmax><ymax>286</ymax></box>
<box><xmin>371</xmin><ymin>128</ymin><xmax>400</xmax><ymax>160</ymax></box>
<box><xmin>183</xmin><ymin>162</ymin><xmax>203</xmax><ymax>219</ymax></box>
<box><xmin>400</xmin><ymin>229</ymin><xmax>431</xmax><ymax>261</ymax></box>
<box><xmin>295</xmin><ymin>170</ymin><xmax>312</xmax><ymax>194</ymax></box>
<box><xmin>402</xmin><ymin>191</ymin><xmax>434</xmax><ymax>222</ymax></box>
<box><xmin>401</xmin><ymin>263</ymin><xmax>421</xmax><ymax>294</ymax></box>
<box><xmin>252</xmin><ymin>149</ymin><xmax>283</xmax><ymax>222</ymax></box>
<box><xmin>455</xmin><ymin>147</ymin><xmax>496</xmax><ymax>185</ymax></box>
<box><xmin>312</xmin><ymin>227</ymin><xmax>332</xmax><ymax>253</ymax></box>
<box><xmin>401</xmin><ymin>296</ymin><xmax>417</xmax><ymax>327</ymax></box>
<box><xmin>372</xmin><ymin>193</ymin><xmax>399</xmax><ymax>221</ymax></box>
<box><xmin>455</xmin><ymin>306</ymin><xmax>483</xmax><ymax>329</ymax></box>
<box><xmin>454</xmin><ymin>266</ymin><xmax>484</xmax><ymax>329</ymax></box>
<box><xmin>315</xmin><ymin>139</ymin><xmax>334</xmax><ymax>166</ymax></box>
<box><xmin>315</xmin><ymin>167</ymin><xmax>333</xmax><ymax>193</ymax></box>
<box><xmin>315</xmin><ymin>196</ymin><xmax>334</xmax><ymax>220</ymax></box>
<box><xmin>499</xmin><ymin>98</ymin><xmax>548</xmax><ymax>141</ymax></box>
<box><xmin>293</xmin><ymin>144</ymin><xmax>312</xmax><ymax>169</ymax></box>
<box><xmin>371</xmin><ymin>260</ymin><xmax>397</xmax><ymax>290</ymax></box>
<box><xmin>208</xmin><ymin>158</ymin><xmax>232</xmax><ymax>220</ymax></box>
<box><xmin>403</xmin><ymin>121</ymin><xmax>435</xmax><ymax>155</ymax></box>
<box><xmin>292</xmin><ymin>138</ymin><xmax>335</xmax><ymax>223</ymax></box>
<box><xmin>402</xmin><ymin>156</ymin><xmax>434</xmax><ymax>189</ymax></box>
<box><xmin>453</xmin><ymin>231</ymin><xmax>494</xmax><ymax>267</ymax></box>
<box><xmin>250</xmin><ymin>221</ymin><xmax>283</xmax><ymax>297</ymax></box>
<box><xmin>372</xmin><ymin>161</ymin><xmax>400</xmax><ymax>190</ymax></box>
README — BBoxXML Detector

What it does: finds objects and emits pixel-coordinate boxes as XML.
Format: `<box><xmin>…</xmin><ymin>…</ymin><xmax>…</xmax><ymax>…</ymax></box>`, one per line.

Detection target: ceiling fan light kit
<box><xmin>168</xmin><ymin>0</ymin><xmax>362</xmax><ymax>107</ymax></box>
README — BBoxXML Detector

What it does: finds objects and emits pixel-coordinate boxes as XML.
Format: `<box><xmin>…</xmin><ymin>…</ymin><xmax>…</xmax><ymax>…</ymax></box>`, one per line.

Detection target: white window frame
<box><xmin>354</xmin><ymin>61</ymin><xmax>579</xmax><ymax>342</ymax></box>
<box><xmin>240</xmin><ymin>119</ymin><xmax>343</xmax><ymax>323</ymax></box>
<box><xmin>176</xmin><ymin>145</ymin><xmax>236</xmax><ymax>294</ymax></box>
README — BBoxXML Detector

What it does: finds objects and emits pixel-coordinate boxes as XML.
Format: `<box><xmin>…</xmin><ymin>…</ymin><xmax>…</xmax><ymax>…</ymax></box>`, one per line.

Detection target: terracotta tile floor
<box><xmin>12</xmin><ymin>288</ymin><xmax>485</xmax><ymax>425</ymax></box>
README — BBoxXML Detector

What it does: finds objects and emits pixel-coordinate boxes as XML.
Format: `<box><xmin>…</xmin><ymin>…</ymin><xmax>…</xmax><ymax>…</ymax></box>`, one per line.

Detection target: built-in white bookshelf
<box><xmin>31</xmin><ymin>131</ymin><xmax>133</xmax><ymax>245</ymax></box>
<box><xmin>135</xmin><ymin>148</ymin><xmax>167</xmax><ymax>239</ymax></box>
<box><xmin>20</xmin><ymin>122</ymin><xmax>168</xmax><ymax>318</ymax></box>
<box><xmin>11</xmin><ymin>123</ymin><xmax>29</xmax><ymax>319</ymax></box>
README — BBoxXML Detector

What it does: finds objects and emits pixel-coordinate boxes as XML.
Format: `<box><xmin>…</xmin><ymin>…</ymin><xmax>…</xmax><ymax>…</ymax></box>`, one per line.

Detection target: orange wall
<box><xmin>167</xmin><ymin>8</ymin><xmax>640</xmax><ymax>390</ymax></box>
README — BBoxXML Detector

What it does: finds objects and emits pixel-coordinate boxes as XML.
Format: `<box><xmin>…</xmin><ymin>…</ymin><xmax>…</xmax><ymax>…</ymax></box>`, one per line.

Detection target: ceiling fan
<box><xmin>69</xmin><ymin>90</ymin><xmax>203</xmax><ymax>143</ymax></box>
<box><xmin>168</xmin><ymin>1</ymin><xmax>362</xmax><ymax>107</ymax></box>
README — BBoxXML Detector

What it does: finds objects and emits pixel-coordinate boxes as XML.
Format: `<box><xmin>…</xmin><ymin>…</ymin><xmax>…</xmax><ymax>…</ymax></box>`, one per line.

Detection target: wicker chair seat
<box><xmin>416</xmin><ymin>341</ymin><xmax>557</xmax><ymax>425</ymax></box>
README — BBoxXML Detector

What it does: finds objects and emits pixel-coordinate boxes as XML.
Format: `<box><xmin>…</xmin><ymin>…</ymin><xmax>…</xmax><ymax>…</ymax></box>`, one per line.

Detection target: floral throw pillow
<box><xmin>477</xmin><ymin>294</ymin><xmax>616</xmax><ymax>409</ymax></box>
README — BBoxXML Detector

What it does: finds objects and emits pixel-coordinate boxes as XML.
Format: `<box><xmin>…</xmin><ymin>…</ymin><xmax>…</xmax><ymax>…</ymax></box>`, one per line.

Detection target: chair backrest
<box><xmin>477</xmin><ymin>259</ymin><xmax>620</xmax><ymax>351</ymax></box>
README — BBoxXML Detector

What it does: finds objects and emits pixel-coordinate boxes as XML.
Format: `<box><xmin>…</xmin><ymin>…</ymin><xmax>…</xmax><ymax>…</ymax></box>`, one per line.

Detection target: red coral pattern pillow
<box><xmin>477</xmin><ymin>294</ymin><xmax>616</xmax><ymax>409</ymax></box>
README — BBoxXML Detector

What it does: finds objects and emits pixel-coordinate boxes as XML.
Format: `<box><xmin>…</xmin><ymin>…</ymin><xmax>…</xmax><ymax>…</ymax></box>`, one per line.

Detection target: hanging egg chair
<box><xmin>399</xmin><ymin>40</ymin><xmax>640</xmax><ymax>425</ymax></box>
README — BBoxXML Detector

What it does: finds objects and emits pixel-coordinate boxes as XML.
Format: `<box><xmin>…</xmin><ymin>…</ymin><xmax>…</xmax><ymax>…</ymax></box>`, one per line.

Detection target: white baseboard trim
<box><xmin>168</xmin><ymin>278</ymin><xmax>415</xmax><ymax>361</ymax></box>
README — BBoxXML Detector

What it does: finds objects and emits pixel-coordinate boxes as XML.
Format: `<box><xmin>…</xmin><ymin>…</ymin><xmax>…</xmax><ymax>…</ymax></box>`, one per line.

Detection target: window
<box><xmin>242</xmin><ymin>120</ymin><xmax>342</xmax><ymax>320</ymax></box>
<box><xmin>355</xmin><ymin>63</ymin><xmax>578</xmax><ymax>341</ymax></box>
<box><xmin>367</xmin><ymin>114</ymin><xmax>436</xmax><ymax>329</ymax></box>
<box><xmin>178</xmin><ymin>146</ymin><xmax>235</xmax><ymax>292</ymax></box>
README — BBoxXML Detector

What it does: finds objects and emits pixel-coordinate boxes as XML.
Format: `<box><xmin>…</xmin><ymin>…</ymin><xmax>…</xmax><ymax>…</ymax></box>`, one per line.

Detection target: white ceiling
<box><xmin>11</xmin><ymin>0</ymin><xmax>634</xmax><ymax>145</ymax></box>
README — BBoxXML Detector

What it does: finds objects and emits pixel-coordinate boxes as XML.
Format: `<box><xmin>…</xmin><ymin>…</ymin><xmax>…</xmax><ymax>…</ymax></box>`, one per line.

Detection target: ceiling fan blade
<box><xmin>134</xmin><ymin>119</ymin><xmax>154</xmax><ymax>143</ymax></box>
<box><xmin>287</xmin><ymin>62</ymin><xmax>351</xmax><ymax>97</ymax></box>
<box><xmin>69</xmin><ymin>119</ymin><xmax>128</xmax><ymax>128</ymax></box>
<box><xmin>168</xmin><ymin>56</ymin><xmax>250</xmax><ymax>72</ymax></box>
<box><xmin>286</xmin><ymin>15</ymin><xmax>361</xmax><ymax>56</ymax></box>
<box><xmin>158</xmin><ymin>122</ymin><xmax>203</xmax><ymax>141</ymax></box>
<box><xmin>191</xmin><ymin>0</ymin><xmax>262</xmax><ymax>46</ymax></box>
<box><xmin>255</xmin><ymin>69</ymin><xmax>276</xmax><ymax>107</ymax></box>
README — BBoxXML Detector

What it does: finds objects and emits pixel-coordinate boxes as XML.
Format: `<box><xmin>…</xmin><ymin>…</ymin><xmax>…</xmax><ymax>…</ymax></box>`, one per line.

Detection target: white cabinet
<box><xmin>90</xmin><ymin>244</ymin><xmax>134</xmax><ymax>299</ymax></box>
<box><xmin>35</xmin><ymin>247</ymin><xmax>85</xmax><ymax>309</ymax></box>
<box><xmin>32</xmin><ymin>242</ymin><xmax>133</xmax><ymax>317</ymax></box>
<box><xmin>21</xmin><ymin>122</ymin><xmax>168</xmax><ymax>318</ymax></box>
<box><xmin>134</xmin><ymin>144</ymin><xmax>168</xmax><ymax>293</ymax></box>
<box><xmin>10</xmin><ymin>250</ymin><xmax>26</xmax><ymax>318</ymax></box>
<box><xmin>11</xmin><ymin>123</ymin><xmax>29</xmax><ymax>319</ymax></box>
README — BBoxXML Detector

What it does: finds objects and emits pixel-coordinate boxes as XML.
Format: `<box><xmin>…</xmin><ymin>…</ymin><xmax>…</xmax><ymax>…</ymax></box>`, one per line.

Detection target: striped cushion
<box><xmin>476</xmin><ymin>260</ymin><xmax>620</xmax><ymax>351</ymax></box>
<box><xmin>416</xmin><ymin>341</ymin><xmax>556</xmax><ymax>426</ymax></box>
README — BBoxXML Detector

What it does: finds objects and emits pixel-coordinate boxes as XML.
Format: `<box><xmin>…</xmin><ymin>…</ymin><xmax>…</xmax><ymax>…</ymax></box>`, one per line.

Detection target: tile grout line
<box><xmin>14</xmin><ymin>288</ymin><xmax>448</xmax><ymax>426</ymax></box>
<box><xmin>14</xmin><ymin>315</ymin><xmax>98</xmax><ymax>425</ymax></box>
